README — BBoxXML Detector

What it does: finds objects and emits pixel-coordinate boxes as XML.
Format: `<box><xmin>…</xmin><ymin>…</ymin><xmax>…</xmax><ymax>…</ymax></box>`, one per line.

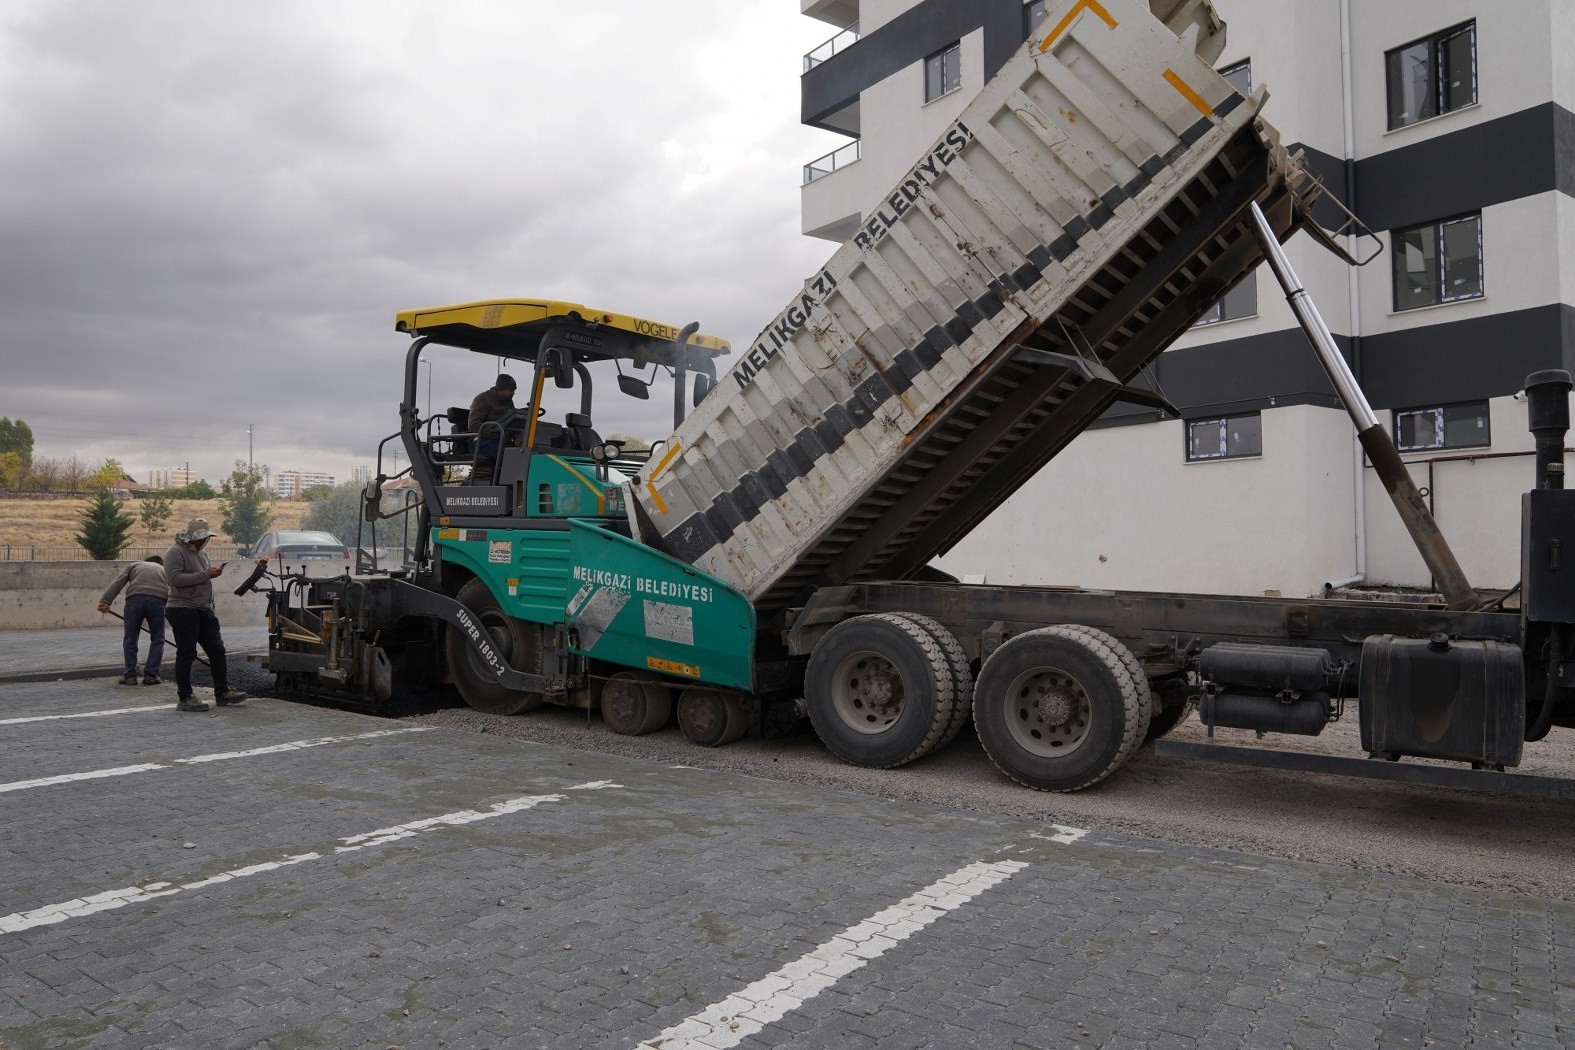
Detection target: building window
<box><xmin>1219</xmin><ymin>59</ymin><xmax>1251</xmax><ymax>97</ymax></box>
<box><xmin>1025</xmin><ymin>1</ymin><xmax>1048</xmax><ymax>38</ymax></box>
<box><xmin>924</xmin><ymin>42</ymin><xmax>961</xmax><ymax>102</ymax></box>
<box><xmin>1394</xmin><ymin>402</ymin><xmax>1490</xmax><ymax>452</ymax></box>
<box><xmin>1186</xmin><ymin>413</ymin><xmax>1262</xmax><ymax>461</ymax></box>
<box><xmin>1391</xmin><ymin>213</ymin><xmax>1483</xmax><ymax>310</ymax></box>
<box><xmin>1386</xmin><ymin>22</ymin><xmax>1476</xmax><ymax>130</ymax></box>
<box><xmin>1189</xmin><ymin>60</ymin><xmax>1255</xmax><ymax>329</ymax></box>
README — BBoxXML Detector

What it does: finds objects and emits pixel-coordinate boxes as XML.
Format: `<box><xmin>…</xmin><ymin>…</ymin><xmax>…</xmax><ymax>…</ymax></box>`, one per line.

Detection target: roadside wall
<box><xmin>0</xmin><ymin>561</ymin><xmax>269</xmax><ymax>630</ymax></box>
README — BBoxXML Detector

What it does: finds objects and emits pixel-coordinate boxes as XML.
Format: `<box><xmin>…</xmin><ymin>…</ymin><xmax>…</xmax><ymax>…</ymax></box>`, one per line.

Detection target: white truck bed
<box><xmin>631</xmin><ymin>0</ymin><xmax>1318</xmax><ymax>618</ymax></box>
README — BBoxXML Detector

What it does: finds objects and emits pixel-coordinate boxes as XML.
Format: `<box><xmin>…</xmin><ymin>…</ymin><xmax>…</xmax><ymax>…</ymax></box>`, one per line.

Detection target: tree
<box><xmin>91</xmin><ymin>458</ymin><xmax>126</xmax><ymax>490</ymax></box>
<box><xmin>0</xmin><ymin>451</ymin><xmax>22</xmax><ymax>489</ymax></box>
<box><xmin>0</xmin><ymin>417</ymin><xmax>33</xmax><ymax>467</ymax></box>
<box><xmin>304</xmin><ymin>480</ymin><xmax>413</xmax><ymax>549</ymax></box>
<box><xmin>173</xmin><ymin>479</ymin><xmax>217</xmax><ymax>499</ymax></box>
<box><xmin>75</xmin><ymin>489</ymin><xmax>135</xmax><ymax>560</ymax></box>
<box><xmin>607</xmin><ymin>432</ymin><xmax>651</xmax><ymax>450</ymax></box>
<box><xmin>218</xmin><ymin>460</ymin><xmax>273</xmax><ymax>546</ymax></box>
<box><xmin>140</xmin><ymin>489</ymin><xmax>174</xmax><ymax>539</ymax></box>
<box><xmin>300</xmin><ymin>483</ymin><xmax>334</xmax><ymax>502</ymax></box>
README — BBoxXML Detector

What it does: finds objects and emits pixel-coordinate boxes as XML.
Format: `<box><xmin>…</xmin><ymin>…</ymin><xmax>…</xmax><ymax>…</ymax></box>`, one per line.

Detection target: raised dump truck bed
<box><xmin>631</xmin><ymin>0</ymin><xmax>1319</xmax><ymax>621</ymax></box>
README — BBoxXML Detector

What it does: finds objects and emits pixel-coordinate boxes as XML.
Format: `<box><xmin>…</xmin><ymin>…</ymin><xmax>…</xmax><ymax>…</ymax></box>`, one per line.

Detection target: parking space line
<box><xmin>634</xmin><ymin>858</ymin><xmax>1029</xmax><ymax>1050</ymax></box>
<box><xmin>0</xmin><ymin>781</ymin><xmax>618</xmax><ymax>935</ymax></box>
<box><xmin>0</xmin><ymin>705</ymin><xmax>166</xmax><ymax>726</ymax></box>
<box><xmin>0</xmin><ymin>727</ymin><xmax>432</xmax><ymax>794</ymax></box>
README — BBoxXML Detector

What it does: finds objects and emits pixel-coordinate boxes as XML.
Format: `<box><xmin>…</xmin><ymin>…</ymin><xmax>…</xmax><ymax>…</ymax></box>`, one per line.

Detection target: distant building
<box><xmin>350</xmin><ymin>466</ymin><xmax>372</xmax><ymax>484</ymax></box>
<box><xmin>275</xmin><ymin>470</ymin><xmax>336</xmax><ymax>499</ymax></box>
<box><xmin>145</xmin><ymin>465</ymin><xmax>198</xmax><ymax>491</ymax></box>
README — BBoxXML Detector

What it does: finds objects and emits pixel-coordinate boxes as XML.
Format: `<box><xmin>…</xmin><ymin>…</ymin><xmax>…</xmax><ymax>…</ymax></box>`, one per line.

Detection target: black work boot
<box><xmin>142</xmin><ymin>674</ymin><xmax>162</xmax><ymax>685</ymax></box>
<box><xmin>214</xmin><ymin>689</ymin><xmax>248</xmax><ymax>706</ymax></box>
<box><xmin>119</xmin><ymin>673</ymin><xmax>139</xmax><ymax>686</ymax></box>
<box><xmin>176</xmin><ymin>698</ymin><xmax>210</xmax><ymax>712</ymax></box>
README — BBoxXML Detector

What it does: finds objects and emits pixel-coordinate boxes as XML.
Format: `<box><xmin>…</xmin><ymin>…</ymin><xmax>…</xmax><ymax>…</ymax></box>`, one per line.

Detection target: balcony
<box><xmin>803</xmin><ymin>139</ymin><xmax>861</xmax><ymax>185</ymax></box>
<box><xmin>803</xmin><ymin>22</ymin><xmax>860</xmax><ymax>73</ymax></box>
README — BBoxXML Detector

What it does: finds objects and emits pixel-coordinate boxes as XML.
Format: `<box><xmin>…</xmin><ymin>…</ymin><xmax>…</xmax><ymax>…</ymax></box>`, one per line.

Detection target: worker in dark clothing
<box><xmin>468</xmin><ymin>373</ymin><xmax>517</xmax><ymax>482</ymax></box>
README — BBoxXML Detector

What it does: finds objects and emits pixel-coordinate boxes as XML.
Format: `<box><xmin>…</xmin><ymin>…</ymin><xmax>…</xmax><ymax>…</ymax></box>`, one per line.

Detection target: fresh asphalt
<box><xmin>0</xmin><ymin>628</ymin><xmax>1570</xmax><ymax>1049</ymax></box>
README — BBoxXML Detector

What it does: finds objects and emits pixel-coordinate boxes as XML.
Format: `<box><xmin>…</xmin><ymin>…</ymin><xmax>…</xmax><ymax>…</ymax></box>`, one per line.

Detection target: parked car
<box><xmin>249</xmin><ymin>530</ymin><xmax>352</xmax><ymax>577</ymax></box>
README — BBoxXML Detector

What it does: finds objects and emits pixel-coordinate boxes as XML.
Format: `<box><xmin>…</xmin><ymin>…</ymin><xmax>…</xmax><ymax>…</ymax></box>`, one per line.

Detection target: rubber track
<box><xmin>891</xmin><ymin>612</ymin><xmax>974</xmax><ymax>751</ymax></box>
<box><xmin>979</xmin><ymin>624</ymin><xmax>1150</xmax><ymax>792</ymax></box>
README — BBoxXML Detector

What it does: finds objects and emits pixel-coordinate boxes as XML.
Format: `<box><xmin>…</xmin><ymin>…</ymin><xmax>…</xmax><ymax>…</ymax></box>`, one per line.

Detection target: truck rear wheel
<box><xmin>602</xmin><ymin>673</ymin><xmax>672</xmax><ymax>735</ymax></box>
<box><xmin>448</xmin><ymin>578</ymin><xmax>544</xmax><ymax>716</ymax></box>
<box><xmin>892</xmin><ymin>612</ymin><xmax>974</xmax><ymax>749</ymax></box>
<box><xmin>678</xmin><ymin>688</ymin><xmax>748</xmax><ymax>747</ymax></box>
<box><xmin>805</xmin><ymin>613</ymin><xmax>959</xmax><ymax>768</ymax></box>
<box><xmin>973</xmin><ymin>626</ymin><xmax>1151</xmax><ymax>791</ymax></box>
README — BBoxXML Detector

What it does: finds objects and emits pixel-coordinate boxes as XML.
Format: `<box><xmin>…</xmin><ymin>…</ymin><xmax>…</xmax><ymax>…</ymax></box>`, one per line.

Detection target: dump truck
<box><xmin>250</xmin><ymin>0</ymin><xmax>1575</xmax><ymax>796</ymax></box>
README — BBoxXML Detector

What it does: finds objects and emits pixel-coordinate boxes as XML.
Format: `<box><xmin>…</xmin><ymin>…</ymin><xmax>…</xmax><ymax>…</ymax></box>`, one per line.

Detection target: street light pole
<box><xmin>248</xmin><ymin>424</ymin><xmax>255</xmax><ymax>471</ymax></box>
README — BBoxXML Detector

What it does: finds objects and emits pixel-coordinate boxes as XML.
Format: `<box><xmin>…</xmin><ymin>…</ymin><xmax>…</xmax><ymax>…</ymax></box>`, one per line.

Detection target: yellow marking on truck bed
<box><xmin>1038</xmin><ymin>0</ymin><xmax>1117</xmax><ymax>52</ymax></box>
<box><xmin>650</xmin><ymin>441</ymin><xmax>682</xmax><ymax>480</ymax></box>
<box><xmin>1164</xmin><ymin>69</ymin><xmax>1214</xmax><ymax>116</ymax></box>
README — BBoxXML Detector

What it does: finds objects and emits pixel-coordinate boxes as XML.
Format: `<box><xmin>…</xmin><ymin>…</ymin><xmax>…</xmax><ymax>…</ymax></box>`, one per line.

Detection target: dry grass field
<box><xmin>0</xmin><ymin>496</ymin><xmax>312</xmax><ymax>551</ymax></box>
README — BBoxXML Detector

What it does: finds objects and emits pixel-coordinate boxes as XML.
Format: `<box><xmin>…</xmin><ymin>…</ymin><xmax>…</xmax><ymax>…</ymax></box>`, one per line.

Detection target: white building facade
<box><xmin>275</xmin><ymin>470</ymin><xmax>335</xmax><ymax>500</ymax></box>
<box><xmin>799</xmin><ymin>0</ymin><xmax>1575</xmax><ymax>596</ymax></box>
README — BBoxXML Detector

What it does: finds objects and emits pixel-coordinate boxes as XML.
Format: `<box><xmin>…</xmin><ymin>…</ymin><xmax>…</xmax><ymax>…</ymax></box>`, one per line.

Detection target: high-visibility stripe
<box><xmin>1038</xmin><ymin>0</ymin><xmax>1117</xmax><ymax>53</ymax></box>
<box><xmin>1164</xmin><ymin>69</ymin><xmax>1214</xmax><ymax>116</ymax></box>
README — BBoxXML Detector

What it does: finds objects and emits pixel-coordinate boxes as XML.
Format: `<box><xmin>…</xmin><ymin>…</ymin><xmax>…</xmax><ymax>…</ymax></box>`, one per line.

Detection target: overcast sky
<box><xmin>0</xmin><ymin>1</ymin><xmax>843</xmax><ymax>486</ymax></box>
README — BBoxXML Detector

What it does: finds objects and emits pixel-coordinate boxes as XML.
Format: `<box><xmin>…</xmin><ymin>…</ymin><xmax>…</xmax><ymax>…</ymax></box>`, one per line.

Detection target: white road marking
<box><xmin>0</xmin><ymin>728</ymin><xmax>432</xmax><ymax>794</ymax></box>
<box><xmin>0</xmin><ymin>705</ymin><xmax>166</xmax><ymax>726</ymax></box>
<box><xmin>1030</xmin><ymin>823</ymin><xmax>1090</xmax><ymax>845</ymax></box>
<box><xmin>635</xmin><ymin>859</ymin><xmax>1029</xmax><ymax>1050</ymax></box>
<box><xmin>0</xmin><ymin>782</ymin><xmax>614</xmax><ymax>935</ymax></box>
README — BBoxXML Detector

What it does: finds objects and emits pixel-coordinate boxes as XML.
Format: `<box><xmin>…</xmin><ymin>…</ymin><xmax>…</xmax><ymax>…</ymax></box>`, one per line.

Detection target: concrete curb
<box><xmin>0</xmin><ymin>648</ymin><xmax>267</xmax><ymax>686</ymax></box>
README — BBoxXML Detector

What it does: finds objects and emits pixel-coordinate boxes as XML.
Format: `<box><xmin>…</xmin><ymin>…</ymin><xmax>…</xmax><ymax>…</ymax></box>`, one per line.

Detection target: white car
<box><xmin>249</xmin><ymin>530</ymin><xmax>352</xmax><ymax>578</ymax></box>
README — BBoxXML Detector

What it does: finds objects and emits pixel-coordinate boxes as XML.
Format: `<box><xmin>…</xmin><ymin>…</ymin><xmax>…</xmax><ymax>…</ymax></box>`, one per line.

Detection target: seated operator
<box><xmin>467</xmin><ymin>373</ymin><xmax>517</xmax><ymax>481</ymax></box>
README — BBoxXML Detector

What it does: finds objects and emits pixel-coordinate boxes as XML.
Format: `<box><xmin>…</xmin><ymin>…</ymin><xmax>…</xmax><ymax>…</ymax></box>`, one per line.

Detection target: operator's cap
<box><xmin>180</xmin><ymin>517</ymin><xmax>215</xmax><ymax>542</ymax></box>
<box><xmin>495</xmin><ymin>373</ymin><xmax>517</xmax><ymax>392</ymax></box>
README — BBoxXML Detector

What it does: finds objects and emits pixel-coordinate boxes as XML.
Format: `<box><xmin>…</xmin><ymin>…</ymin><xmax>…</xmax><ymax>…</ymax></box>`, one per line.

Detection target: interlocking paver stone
<box><xmin>2</xmin><ymin>674</ymin><xmax>1573</xmax><ymax>1049</ymax></box>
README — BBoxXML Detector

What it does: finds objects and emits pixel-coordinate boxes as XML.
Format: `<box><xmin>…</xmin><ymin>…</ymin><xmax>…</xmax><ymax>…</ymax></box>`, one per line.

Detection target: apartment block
<box><xmin>799</xmin><ymin>0</ymin><xmax>1575</xmax><ymax>595</ymax></box>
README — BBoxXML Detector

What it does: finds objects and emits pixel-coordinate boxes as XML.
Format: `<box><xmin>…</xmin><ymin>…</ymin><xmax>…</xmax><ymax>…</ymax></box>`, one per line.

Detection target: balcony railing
<box><xmin>803</xmin><ymin>139</ymin><xmax>861</xmax><ymax>185</ymax></box>
<box><xmin>803</xmin><ymin>22</ymin><xmax>860</xmax><ymax>72</ymax></box>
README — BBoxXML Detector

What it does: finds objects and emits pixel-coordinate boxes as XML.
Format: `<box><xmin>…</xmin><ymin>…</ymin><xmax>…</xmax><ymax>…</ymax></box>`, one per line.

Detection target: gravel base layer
<box><xmin>363</xmin><ymin>683</ymin><xmax>1575</xmax><ymax>903</ymax></box>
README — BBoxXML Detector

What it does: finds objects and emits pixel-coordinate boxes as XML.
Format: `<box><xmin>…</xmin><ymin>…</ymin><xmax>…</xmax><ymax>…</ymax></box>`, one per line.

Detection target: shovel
<box><xmin>103</xmin><ymin>608</ymin><xmax>209</xmax><ymax>668</ymax></box>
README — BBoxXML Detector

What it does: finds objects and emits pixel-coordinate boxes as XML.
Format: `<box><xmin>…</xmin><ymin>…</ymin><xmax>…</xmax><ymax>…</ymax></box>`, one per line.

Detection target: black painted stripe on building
<box><xmin>803</xmin><ymin>0</ymin><xmax>1029</xmax><ymax>129</ymax></box>
<box><xmin>1093</xmin><ymin>304</ymin><xmax>1575</xmax><ymax>430</ymax></box>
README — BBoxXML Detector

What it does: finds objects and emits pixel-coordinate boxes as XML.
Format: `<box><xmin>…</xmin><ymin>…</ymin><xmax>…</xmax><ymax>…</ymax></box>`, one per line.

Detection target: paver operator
<box><xmin>163</xmin><ymin>517</ymin><xmax>248</xmax><ymax>713</ymax></box>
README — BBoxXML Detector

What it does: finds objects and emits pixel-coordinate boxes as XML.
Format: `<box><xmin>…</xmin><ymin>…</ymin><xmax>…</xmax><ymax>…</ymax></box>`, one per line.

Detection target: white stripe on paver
<box><xmin>635</xmin><ymin>858</ymin><xmax>1030</xmax><ymax>1050</ymax></box>
<box><xmin>0</xmin><ymin>727</ymin><xmax>432</xmax><ymax>794</ymax></box>
<box><xmin>0</xmin><ymin>705</ymin><xmax>166</xmax><ymax>726</ymax></box>
<box><xmin>0</xmin><ymin>781</ymin><xmax>617</xmax><ymax>934</ymax></box>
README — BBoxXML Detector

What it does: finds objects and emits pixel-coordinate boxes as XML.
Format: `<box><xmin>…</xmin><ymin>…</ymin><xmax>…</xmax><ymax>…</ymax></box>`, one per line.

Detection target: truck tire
<box><xmin>973</xmin><ymin>626</ymin><xmax>1151</xmax><ymax>792</ymax></box>
<box><xmin>677</xmin><ymin>688</ymin><xmax>748</xmax><ymax>747</ymax></box>
<box><xmin>448</xmin><ymin>578</ymin><xmax>545</xmax><ymax>716</ymax></box>
<box><xmin>1050</xmin><ymin>623</ymin><xmax>1162</xmax><ymax>743</ymax></box>
<box><xmin>1144</xmin><ymin>701</ymin><xmax>1194</xmax><ymax>743</ymax></box>
<box><xmin>805</xmin><ymin>613</ymin><xmax>959</xmax><ymax>768</ymax></box>
<box><xmin>892</xmin><ymin>612</ymin><xmax>974</xmax><ymax>749</ymax></box>
<box><xmin>601</xmin><ymin>673</ymin><xmax>672</xmax><ymax>735</ymax></box>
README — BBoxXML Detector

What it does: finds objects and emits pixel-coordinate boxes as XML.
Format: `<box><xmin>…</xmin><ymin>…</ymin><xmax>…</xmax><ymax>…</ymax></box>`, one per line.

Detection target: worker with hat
<box><xmin>467</xmin><ymin>373</ymin><xmax>518</xmax><ymax>483</ymax></box>
<box><xmin>163</xmin><ymin>517</ymin><xmax>248</xmax><ymax>713</ymax></box>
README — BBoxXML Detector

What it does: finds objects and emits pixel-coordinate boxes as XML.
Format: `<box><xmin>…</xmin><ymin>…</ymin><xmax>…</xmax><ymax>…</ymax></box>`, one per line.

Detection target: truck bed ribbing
<box><xmin>632</xmin><ymin>0</ymin><xmax>1319</xmax><ymax>618</ymax></box>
